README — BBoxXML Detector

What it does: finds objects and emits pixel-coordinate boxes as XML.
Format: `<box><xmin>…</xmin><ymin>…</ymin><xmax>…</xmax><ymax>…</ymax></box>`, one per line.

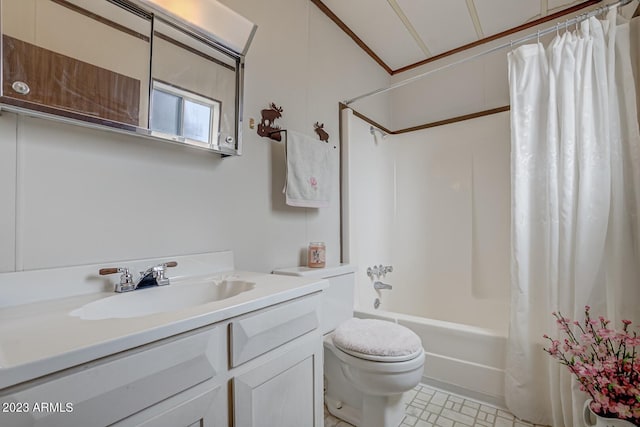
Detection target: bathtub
<box><xmin>354</xmin><ymin>308</ymin><xmax>507</xmax><ymax>407</ymax></box>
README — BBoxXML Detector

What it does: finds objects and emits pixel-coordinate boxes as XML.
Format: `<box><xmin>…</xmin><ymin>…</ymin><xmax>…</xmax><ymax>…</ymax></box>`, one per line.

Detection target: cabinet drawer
<box><xmin>0</xmin><ymin>324</ymin><xmax>226</xmax><ymax>427</ymax></box>
<box><xmin>230</xmin><ymin>293</ymin><xmax>320</xmax><ymax>367</ymax></box>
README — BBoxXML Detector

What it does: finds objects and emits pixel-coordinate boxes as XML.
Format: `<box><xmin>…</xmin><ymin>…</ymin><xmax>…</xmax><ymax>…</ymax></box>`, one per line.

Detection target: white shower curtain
<box><xmin>506</xmin><ymin>9</ymin><xmax>640</xmax><ymax>426</ymax></box>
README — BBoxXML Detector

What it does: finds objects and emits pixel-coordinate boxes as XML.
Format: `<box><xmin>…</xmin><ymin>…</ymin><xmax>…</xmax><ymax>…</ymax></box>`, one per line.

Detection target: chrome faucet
<box><xmin>138</xmin><ymin>261</ymin><xmax>177</xmax><ymax>287</ymax></box>
<box><xmin>99</xmin><ymin>261</ymin><xmax>178</xmax><ymax>293</ymax></box>
<box><xmin>373</xmin><ymin>281</ymin><xmax>393</xmax><ymax>290</ymax></box>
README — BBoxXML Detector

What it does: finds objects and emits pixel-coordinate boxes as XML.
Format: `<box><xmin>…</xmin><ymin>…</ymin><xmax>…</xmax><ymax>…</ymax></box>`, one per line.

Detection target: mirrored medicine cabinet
<box><xmin>0</xmin><ymin>0</ymin><xmax>257</xmax><ymax>156</ymax></box>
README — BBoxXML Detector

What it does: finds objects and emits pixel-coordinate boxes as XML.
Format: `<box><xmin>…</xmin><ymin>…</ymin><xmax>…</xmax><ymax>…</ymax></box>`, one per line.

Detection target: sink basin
<box><xmin>69</xmin><ymin>277</ymin><xmax>255</xmax><ymax>320</ymax></box>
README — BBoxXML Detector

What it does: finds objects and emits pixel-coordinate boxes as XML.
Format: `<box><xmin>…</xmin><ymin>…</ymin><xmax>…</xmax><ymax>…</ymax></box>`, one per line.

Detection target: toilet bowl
<box><xmin>324</xmin><ymin>317</ymin><xmax>425</xmax><ymax>427</ymax></box>
<box><xmin>272</xmin><ymin>265</ymin><xmax>426</xmax><ymax>427</ymax></box>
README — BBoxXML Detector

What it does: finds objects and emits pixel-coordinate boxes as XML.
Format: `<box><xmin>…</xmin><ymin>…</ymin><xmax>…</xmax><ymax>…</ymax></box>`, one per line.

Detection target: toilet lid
<box><xmin>332</xmin><ymin>318</ymin><xmax>423</xmax><ymax>362</ymax></box>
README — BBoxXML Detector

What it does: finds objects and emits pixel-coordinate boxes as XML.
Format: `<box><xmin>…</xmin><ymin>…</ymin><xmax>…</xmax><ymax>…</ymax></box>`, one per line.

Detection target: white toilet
<box><xmin>273</xmin><ymin>265</ymin><xmax>425</xmax><ymax>427</ymax></box>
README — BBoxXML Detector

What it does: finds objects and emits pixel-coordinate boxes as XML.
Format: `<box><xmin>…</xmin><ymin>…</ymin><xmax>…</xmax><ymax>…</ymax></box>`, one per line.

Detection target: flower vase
<box><xmin>583</xmin><ymin>400</ymin><xmax>637</xmax><ymax>427</ymax></box>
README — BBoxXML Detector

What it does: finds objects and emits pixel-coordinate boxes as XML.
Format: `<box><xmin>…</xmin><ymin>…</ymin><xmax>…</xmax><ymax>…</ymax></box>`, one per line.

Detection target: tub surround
<box><xmin>342</xmin><ymin>109</ymin><xmax>510</xmax><ymax>408</ymax></box>
<box><xmin>0</xmin><ymin>251</ymin><xmax>328</xmax><ymax>390</ymax></box>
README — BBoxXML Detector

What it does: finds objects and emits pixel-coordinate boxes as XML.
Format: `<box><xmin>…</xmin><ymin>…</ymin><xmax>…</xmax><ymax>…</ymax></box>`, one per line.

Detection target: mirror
<box><xmin>149</xmin><ymin>17</ymin><xmax>240</xmax><ymax>153</ymax></box>
<box><xmin>1</xmin><ymin>0</ymin><xmax>151</xmax><ymax>129</ymax></box>
<box><xmin>0</xmin><ymin>0</ymin><xmax>254</xmax><ymax>156</ymax></box>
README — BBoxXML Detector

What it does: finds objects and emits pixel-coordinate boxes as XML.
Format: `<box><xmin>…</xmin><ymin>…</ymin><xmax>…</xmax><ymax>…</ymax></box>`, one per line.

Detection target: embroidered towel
<box><xmin>284</xmin><ymin>130</ymin><xmax>332</xmax><ymax>208</ymax></box>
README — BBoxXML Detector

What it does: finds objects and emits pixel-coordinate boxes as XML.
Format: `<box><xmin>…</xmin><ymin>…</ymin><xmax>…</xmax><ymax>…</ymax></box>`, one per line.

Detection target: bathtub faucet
<box><xmin>367</xmin><ymin>264</ymin><xmax>393</xmax><ymax>280</ymax></box>
<box><xmin>373</xmin><ymin>281</ymin><xmax>393</xmax><ymax>290</ymax></box>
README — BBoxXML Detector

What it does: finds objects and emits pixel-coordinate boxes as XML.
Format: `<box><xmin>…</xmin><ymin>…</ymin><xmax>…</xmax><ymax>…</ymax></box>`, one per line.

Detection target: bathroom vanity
<box><xmin>0</xmin><ymin>252</ymin><xmax>327</xmax><ymax>426</ymax></box>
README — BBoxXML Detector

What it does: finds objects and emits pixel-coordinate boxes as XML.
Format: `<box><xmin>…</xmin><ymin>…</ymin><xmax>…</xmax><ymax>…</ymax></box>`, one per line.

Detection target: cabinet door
<box><xmin>233</xmin><ymin>335</ymin><xmax>322</xmax><ymax>427</ymax></box>
<box><xmin>112</xmin><ymin>379</ymin><xmax>228</xmax><ymax>427</ymax></box>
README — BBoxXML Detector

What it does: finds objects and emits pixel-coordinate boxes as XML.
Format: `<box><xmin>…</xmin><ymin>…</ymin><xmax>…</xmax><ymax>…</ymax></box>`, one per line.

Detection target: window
<box><xmin>149</xmin><ymin>80</ymin><xmax>221</xmax><ymax>146</ymax></box>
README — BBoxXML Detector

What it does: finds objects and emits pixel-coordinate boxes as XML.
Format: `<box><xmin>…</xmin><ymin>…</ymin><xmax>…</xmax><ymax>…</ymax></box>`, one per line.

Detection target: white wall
<box><xmin>388</xmin><ymin>51</ymin><xmax>509</xmax><ymax>130</ymax></box>
<box><xmin>0</xmin><ymin>0</ymin><xmax>390</xmax><ymax>274</ymax></box>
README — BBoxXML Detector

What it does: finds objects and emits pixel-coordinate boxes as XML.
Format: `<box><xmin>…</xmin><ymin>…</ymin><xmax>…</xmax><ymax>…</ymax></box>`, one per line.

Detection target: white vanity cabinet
<box><xmin>0</xmin><ymin>323</ymin><xmax>228</xmax><ymax>427</ymax></box>
<box><xmin>0</xmin><ymin>293</ymin><xmax>323</xmax><ymax>427</ymax></box>
<box><xmin>233</xmin><ymin>333</ymin><xmax>322</xmax><ymax>427</ymax></box>
<box><xmin>230</xmin><ymin>292</ymin><xmax>324</xmax><ymax>427</ymax></box>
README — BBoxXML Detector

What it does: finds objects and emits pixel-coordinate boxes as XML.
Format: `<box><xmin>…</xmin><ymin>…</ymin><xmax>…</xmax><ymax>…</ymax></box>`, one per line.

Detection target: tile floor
<box><xmin>324</xmin><ymin>383</ymin><xmax>548</xmax><ymax>427</ymax></box>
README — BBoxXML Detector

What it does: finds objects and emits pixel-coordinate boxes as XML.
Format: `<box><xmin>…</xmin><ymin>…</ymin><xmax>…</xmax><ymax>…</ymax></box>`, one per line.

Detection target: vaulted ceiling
<box><xmin>312</xmin><ymin>0</ymin><xmax>604</xmax><ymax>74</ymax></box>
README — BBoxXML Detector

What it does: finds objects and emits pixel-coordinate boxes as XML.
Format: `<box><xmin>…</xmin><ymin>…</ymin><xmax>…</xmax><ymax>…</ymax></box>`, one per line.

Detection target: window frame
<box><xmin>149</xmin><ymin>79</ymin><xmax>222</xmax><ymax>149</ymax></box>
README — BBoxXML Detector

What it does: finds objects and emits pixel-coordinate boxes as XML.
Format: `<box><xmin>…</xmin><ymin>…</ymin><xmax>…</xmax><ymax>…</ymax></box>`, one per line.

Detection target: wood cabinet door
<box><xmin>2</xmin><ymin>35</ymin><xmax>140</xmax><ymax>126</ymax></box>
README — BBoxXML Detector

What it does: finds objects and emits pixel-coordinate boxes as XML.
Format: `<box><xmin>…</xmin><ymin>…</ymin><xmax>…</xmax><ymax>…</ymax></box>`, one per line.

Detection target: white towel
<box><xmin>283</xmin><ymin>130</ymin><xmax>332</xmax><ymax>208</ymax></box>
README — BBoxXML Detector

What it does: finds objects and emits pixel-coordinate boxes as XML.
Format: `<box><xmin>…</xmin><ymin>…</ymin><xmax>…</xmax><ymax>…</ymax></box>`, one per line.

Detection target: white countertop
<box><xmin>0</xmin><ymin>253</ymin><xmax>327</xmax><ymax>390</ymax></box>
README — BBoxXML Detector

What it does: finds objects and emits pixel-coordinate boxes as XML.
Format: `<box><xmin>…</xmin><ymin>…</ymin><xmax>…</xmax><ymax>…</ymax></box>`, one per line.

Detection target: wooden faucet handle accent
<box><xmin>99</xmin><ymin>268</ymin><xmax>120</xmax><ymax>275</ymax></box>
<box><xmin>164</xmin><ymin>261</ymin><xmax>178</xmax><ymax>268</ymax></box>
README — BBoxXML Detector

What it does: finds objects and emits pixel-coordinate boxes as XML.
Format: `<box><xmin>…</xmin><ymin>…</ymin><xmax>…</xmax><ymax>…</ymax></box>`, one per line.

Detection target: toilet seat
<box><xmin>336</xmin><ymin>345</ymin><xmax>422</xmax><ymax>362</ymax></box>
<box><xmin>324</xmin><ymin>335</ymin><xmax>425</xmax><ymax>375</ymax></box>
<box><xmin>332</xmin><ymin>318</ymin><xmax>423</xmax><ymax>362</ymax></box>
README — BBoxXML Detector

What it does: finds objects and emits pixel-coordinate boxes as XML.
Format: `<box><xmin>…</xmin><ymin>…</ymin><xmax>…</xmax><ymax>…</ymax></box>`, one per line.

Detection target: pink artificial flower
<box><xmin>544</xmin><ymin>309</ymin><xmax>640</xmax><ymax>425</ymax></box>
<box><xmin>581</xmin><ymin>333</ymin><xmax>595</xmax><ymax>345</ymax></box>
<box><xmin>598</xmin><ymin>328</ymin><xmax>616</xmax><ymax>339</ymax></box>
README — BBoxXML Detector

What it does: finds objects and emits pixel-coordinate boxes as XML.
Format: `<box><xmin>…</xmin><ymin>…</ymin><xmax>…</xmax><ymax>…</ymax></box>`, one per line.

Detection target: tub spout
<box><xmin>373</xmin><ymin>281</ymin><xmax>392</xmax><ymax>290</ymax></box>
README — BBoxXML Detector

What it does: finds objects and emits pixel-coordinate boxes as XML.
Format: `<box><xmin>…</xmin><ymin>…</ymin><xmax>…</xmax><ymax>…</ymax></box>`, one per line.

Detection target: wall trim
<box><xmin>338</xmin><ymin>103</ymin><xmax>509</xmax><ymax>135</ymax></box>
<box><xmin>309</xmin><ymin>0</ymin><xmax>392</xmax><ymax>75</ymax></box>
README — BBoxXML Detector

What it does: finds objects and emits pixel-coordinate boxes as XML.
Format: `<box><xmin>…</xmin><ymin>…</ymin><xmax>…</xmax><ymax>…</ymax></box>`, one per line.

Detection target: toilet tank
<box><xmin>272</xmin><ymin>265</ymin><xmax>356</xmax><ymax>334</ymax></box>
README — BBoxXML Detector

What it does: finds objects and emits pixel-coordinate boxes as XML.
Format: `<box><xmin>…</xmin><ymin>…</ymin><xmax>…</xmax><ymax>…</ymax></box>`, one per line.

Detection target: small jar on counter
<box><xmin>307</xmin><ymin>242</ymin><xmax>326</xmax><ymax>268</ymax></box>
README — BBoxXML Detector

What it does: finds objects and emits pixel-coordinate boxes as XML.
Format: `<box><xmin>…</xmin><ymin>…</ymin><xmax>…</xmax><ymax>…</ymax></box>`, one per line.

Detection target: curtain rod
<box><xmin>343</xmin><ymin>0</ymin><xmax>637</xmax><ymax>106</ymax></box>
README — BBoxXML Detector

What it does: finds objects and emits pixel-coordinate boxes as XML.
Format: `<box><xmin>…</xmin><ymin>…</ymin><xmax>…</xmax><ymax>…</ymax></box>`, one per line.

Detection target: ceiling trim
<box><xmin>309</xmin><ymin>0</ymin><xmax>393</xmax><ymax>74</ymax></box>
<box><xmin>466</xmin><ymin>0</ymin><xmax>485</xmax><ymax>39</ymax></box>
<box><xmin>393</xmin><ymin>0</ymin><xmax>602</xmax><ymax>74</ymax></box>
<box><xmin>541</xmin><ymin>0</ymin><xmax>550</xmax><ymax>17</ymax></box>
<box><xmin>386</xmin><ymin>0</ymin><xmax>431</xmax><ymax>56</ymax></box>
<box><xmin>313</xmin><ymin>0</ymin><xmax>602</xmax><ymax>76</ymax></box>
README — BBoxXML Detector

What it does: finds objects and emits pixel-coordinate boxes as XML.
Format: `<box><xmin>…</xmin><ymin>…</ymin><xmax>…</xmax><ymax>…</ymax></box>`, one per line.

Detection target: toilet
<box><xmin>273</xmin><ymin>265</ymin><xmax>425</xmax><ymax>427</ymax></box>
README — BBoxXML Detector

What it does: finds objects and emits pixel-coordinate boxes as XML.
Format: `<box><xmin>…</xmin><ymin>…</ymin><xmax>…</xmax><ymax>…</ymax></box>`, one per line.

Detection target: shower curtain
<box><xmin>506</xmin><ymin>9</ymin><xmax>640</xmax><ymax>426</ymax></box>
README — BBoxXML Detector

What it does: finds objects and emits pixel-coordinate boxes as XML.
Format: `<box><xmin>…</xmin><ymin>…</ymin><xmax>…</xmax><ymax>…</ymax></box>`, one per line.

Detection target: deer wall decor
<box><xmin>257</xmin><ymin>102</ymin><xmax>284</xmax><ymax>141</ymax></box>
<box><xmin>314</xmin><ymin>122</ymin><xmax>329</xmax><ymax>142</ymax></box>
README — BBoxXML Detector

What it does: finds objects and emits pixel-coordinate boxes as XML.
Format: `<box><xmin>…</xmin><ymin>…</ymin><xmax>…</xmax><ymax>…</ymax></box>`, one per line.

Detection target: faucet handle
<box><xmin>99</xmin><ymin>266</ymin><xmax>132</xmax><ymax>280</ymax></box>
<box><xmin>99</xmin><ymin>267</ymin><xmax>135</xmax><ymax>293</ymax></box>
<box><xmin>155</xmin><ymin>261</ymin><xmax>177</xmax><ymax>286</ymax></box>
